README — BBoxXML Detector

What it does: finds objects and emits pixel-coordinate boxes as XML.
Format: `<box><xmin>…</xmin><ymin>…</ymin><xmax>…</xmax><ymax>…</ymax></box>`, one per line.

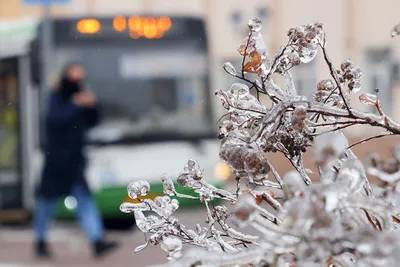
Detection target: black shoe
<box><xmin>35</xmin><ymin>240</ymin><xmax>52</xmax><ymax>259</ymax></box>
<box><xmin>93</xmin><ymin>240</ymin><xmax>119</xmax><ymax>258</ymax></box>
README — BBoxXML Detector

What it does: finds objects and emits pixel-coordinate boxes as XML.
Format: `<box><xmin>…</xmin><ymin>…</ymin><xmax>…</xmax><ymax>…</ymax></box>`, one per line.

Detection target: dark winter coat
<box><xmin>37</xmin><ymin>78</ymin><xmax>99</xmax><ymax>198</ymax></box>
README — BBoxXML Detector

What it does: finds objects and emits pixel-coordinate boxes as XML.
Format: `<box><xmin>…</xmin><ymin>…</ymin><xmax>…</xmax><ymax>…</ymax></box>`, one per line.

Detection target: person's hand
<box><xmin>73</xmin><ymin>91</ymin><xmax>96</xmax><ymax>107</ymax></box>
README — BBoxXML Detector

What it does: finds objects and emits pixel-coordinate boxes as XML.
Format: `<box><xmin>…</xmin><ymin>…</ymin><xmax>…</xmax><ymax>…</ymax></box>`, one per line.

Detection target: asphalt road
<box><xmin>0</xmin><ymin>207</ymin><xmax>209</xmax><ymax>267</ymax></box>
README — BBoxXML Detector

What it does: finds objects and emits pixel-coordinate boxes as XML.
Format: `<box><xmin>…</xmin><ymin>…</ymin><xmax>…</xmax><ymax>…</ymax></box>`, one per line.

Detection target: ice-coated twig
<box><xmin>266</xmin><ymin>159</ymin><xmax>283</xmax><ymax>188</ymax></box>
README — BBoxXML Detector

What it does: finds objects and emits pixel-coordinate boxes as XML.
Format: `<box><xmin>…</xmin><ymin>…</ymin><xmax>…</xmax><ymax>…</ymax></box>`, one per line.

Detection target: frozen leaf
<box><xmin>223</xmin><ymin>62</ymin><xmax>237</xmax><ymax>76</ymax></box>
<box><xmin>348</xmin><ymin>80</ymin><xmax>362</xmax><ymax>93</ymax></box>
<box><xmin>298</xmin><ymin>44</ymin><xmax>318</xmax><ymax>63</ymax></box>
<box><xmin>127</xmin><ymin>180</ymin><xmax>150</xmax><ymax>199</ymax></box>
<box><xmin>317</xmin><ymin>79</ymin><xmax>335</xmax><ymax>91</ymax></box>
<box><xmin>293</xmin><ymin>105</ymin><xmax>307</xmax><ymax>120</ymax></box>
<box><xmin>161</xmin><ymin>174</ymin><xmax>176</xmax><ymax>196</ymax></box>
<box><xmin>341</xmin><ymin>59</ymin><xmax>354</xmax><ymax>72</ymax></box>
<box><xmin>248</xmin><ymin>18</ymin><xmax>262</xmax><ymax>32</ymax></box>
<box><xmin>359</xmin><ymin>93</ymin><xmax>378</xmax><ymax>106</ymax></box>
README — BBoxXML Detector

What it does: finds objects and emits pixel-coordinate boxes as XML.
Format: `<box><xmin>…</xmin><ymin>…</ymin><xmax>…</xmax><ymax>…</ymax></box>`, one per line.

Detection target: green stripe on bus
<box><xmin>55</xmin><ymin>182</ymin><xmax>224</xmax><ymax>220</ymax></box>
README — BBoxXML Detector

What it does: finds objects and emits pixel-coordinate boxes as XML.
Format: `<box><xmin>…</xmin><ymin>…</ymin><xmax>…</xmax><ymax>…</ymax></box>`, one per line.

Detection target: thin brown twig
<box><xmin>222</xmin><ymin>67</ymin><xmax>280</xmax><ymax>103</ymax></box>
<box><xmin>266</xmin><ymin>159</ymin><xmax>283</xmax><ymax>188</ymax></box>
<box><xmin>311</xmin><ymin>120</ymin><xmax>367</xmax><ymax>127</ymax></box>
<box><xmin>347</xmin><ymin>133</ymin><xmax>393</xmax><ymax>149</ymax></box>
<box><xmin>310</xmin><ymin>123</ymin><xmax>356</xmax><ymax>136</ymax></box>
<box><xmin>265</xmin><ymin>41</ymin><xmax>291</xmax><ymax>81</ymax></box>
<box><xmin>320</xmin><ymin>42</ymin><xmax>352</xmax><ymax>115</ymax></box>
<box><xmin>309</xmin><ymin>86</ymin><xmax>338</xmax><ymax>122</ymax></box>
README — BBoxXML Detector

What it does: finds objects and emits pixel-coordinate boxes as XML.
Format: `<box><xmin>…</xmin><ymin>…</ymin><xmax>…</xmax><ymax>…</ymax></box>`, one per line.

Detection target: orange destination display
<box><xmin>76</xmin><ymin>16</ymin><xmax>172</xmax><ymax>39</ymax></box>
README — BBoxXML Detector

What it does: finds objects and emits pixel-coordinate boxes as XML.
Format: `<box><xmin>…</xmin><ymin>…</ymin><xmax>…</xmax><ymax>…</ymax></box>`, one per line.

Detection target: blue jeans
<box><xmin>34</xmin><ymin>184</ymin><xmax>103</xmax><ymax>242</ymax></box>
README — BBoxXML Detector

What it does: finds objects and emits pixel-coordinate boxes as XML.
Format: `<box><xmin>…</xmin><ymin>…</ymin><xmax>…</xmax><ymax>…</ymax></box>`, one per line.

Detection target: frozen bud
<box><xmin>352</xmin><ymin>66</ymin><xmax>363</xmax><ymax>79</ymax></box>
<box><xmin>187</xmin><ymin>158</ymin><xmax>203</xmax><ymax>180</ymax></box>
<box><xmin>314</xmin><ymin>22</ymin><xmax>324</xmax><ymax>30</ymax></box>
<box><xmin>341</xmin><ymin>59</ymin><xmax>354</xmax><ymax>72</ymax></box>
<box><xmin>214</xmin><ymin>205</ymin><xmax>228</xmax><ymax>214</ymax></box>
<box><xmin>314</xmin><ymin>91</ymin><xmax>328</xmax><ymax>102</ymax></box>
<box><xmin>154</xmin><ymin>195</ymin><xmax>171</xmax><ymax>208</ymax></box>
<box><xmin>127</xmin><ymin>180</ymin><xmax>150</xmax><ymax>199</ymax></box>
<box><xmin>348</xmin><ymin>80</ymin><xmax>362</xmax><ymax>93</ymax></box>
<box><xmin>297</xmin><ymin>43</ymin><xmax>318</xmax><ymax>63</ymax></box>
<box><xmin>291</xmin><ymin>55</ymin><xmax>301</xmax><ymax>66</ymax></box>
<box><xmin>248</xmin><ymin>17</ymin><xmax>262</xmax><ymax>32</ymax></box>
<box><xmin>317</xmin><ymin>79</ymin><xmax>335</xmax><ymax>91</ymax></box>
<box><xmin>176</xmin><ymin>175</ymin><xmax>188</xmax><ymax>187</ymax></box>
<box><xmin>161</xmin><ymin>174</ymin><xmax>176</xmax><ymax>196</ymax></box>
<box><xmin>313</xmin><ymin>132</ymin><xmax>348</xmax><ymax>167</ymax></box>
<box><xmin>177</xmin><ymin>159</ymin><xmax>204</xmax><ymax>189</ymax></box>
<box><xmin>234</xmin><ymin>194</ymin><xmax>256</xmax><ymax>223</ymax></box>
<box><xmin>305</xmin><ymin>31</ymin><xmax>317</xmax><ymax>42</ymax></box>
<box><xmin>223</xmin><ymin>61</ymin><xmax>237</xmax><ymax>76</ymax></box>
<box><xmin>120</xmin><ymin>202</ymin><xmax>150</xmax><ymax>213</ymax></box>
<box><xmin>287</xmin><ymin>28</ymin><xmax>296</xmax><ymax>37</ymax></box>
<box><xmin>359</xmin><ymin>93</ymin><xmax>378</xmax><ymax>106</ymax></box>
<box><xmin>293</xmin><ymin>105</ymin><xmax>307</xmax><ymax>120</ymax></box>
<box><xmin>187</xmin><ymin>158</ymin><xmax>196</xmax><ymax>168</ymax></box>
<box><xmin>291</xmin><ymin>118</ymin><xmax>304</xmax><ymax>132</ymax></box>
<box><xmin>161</xmin><ymin>236</ymin><xmax>183</xmax><ymax>254</ymax></box>
<box><xmin>392</xmin><ymin>23</ymin><xmax>400</xmax><ymax>37</ymax></box>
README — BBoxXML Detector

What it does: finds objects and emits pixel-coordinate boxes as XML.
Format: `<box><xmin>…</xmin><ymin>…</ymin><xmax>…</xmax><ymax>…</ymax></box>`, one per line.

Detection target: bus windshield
<box><xmin>52</xmin><ymin>41</ymin><xmax>215</xmax><ymax>144</ymax></box>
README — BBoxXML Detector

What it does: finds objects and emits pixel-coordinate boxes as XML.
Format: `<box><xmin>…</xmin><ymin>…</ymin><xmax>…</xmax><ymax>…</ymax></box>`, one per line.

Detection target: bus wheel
<box><xmin>102</xmin><ymin>217</ymin><xmax>136</xmax><ymax>231</ymax></box>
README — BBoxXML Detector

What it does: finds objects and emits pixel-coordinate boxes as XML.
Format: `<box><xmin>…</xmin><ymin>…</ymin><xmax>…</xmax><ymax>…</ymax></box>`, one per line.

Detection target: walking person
<box><xmin>33</xmin><ymin>62</ymin><xmax>119</xmax><ymax>258</ymax></box>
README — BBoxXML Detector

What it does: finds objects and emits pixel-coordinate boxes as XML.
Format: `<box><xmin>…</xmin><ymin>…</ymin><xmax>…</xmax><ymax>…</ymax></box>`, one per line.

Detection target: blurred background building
<box><xmin>2</xmin><ymin>0</ymin><xmax>400</xmax><ymax>127</ymax></box>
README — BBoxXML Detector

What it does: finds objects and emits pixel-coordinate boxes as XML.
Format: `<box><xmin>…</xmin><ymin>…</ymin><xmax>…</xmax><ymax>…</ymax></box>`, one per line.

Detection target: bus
<box><xmin>27</xmin><ymin>15</ymin><xmax>231</xmax><ymax>229</ymax></box>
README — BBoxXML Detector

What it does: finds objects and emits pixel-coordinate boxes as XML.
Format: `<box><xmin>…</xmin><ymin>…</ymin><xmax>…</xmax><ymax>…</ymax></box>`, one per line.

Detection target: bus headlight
<box><xmin>64</xmin><ymin>196</ymin><xmax>77</xmax><ymax>210</ymax></box>
<box><xmin>214</xmin><ymin>163</ymin><xmax>232</xmax><ymax>181</ymax></box>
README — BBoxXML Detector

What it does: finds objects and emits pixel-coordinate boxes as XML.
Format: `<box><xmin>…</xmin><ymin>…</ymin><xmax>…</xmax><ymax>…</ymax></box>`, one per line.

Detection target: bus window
<box><xmin>34</xmin><ymin>17</ymin><xmax>214</xmax><ymax>145</ymax></box>
<box><xmin>0</xmin><ymin>57</ymin><xmax>22</xmax><ymax>209</ymax></box>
